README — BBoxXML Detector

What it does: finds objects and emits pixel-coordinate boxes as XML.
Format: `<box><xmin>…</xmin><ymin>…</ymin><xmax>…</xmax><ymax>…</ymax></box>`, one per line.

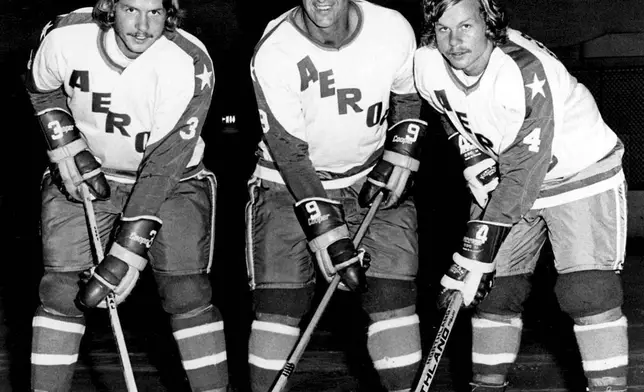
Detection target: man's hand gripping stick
<box><xmin>80</xmin><ymin>183</ymin><xmax>138</xmax><ymax>392</ymax></box>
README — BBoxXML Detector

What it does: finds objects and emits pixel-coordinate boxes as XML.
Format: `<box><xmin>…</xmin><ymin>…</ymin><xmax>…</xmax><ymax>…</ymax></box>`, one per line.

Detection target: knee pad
<box><xmin>39</xmin><ymin>271</ymin><xmax>85</xmax><ymax>317</ymax></box>
<box><xmin>155</xmin><ymin>273</ymin><xmax>213</xmax><ymax>316</ymax></box>
<box><xmin>478</xmin><ymin>274</ymin><xmax>532</xmax><ymax>316</ymax></box>
<box><xmin>555</xmin><ymin>270</ymin><xmax>623</xmax><ymax>320</ymax></box>
<box><xmin>361</xmin><ymin>277</ymin><xmax>416</xmax><ymax>315</ymax></box>
<box><xmin>252</xmin><ymin>286</ymin><xmax>315</xmax><ymax>323</ymax></box>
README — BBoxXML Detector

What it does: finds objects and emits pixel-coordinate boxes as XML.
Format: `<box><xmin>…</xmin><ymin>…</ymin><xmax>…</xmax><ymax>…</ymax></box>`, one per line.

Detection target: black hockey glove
<box><xmin>38</xmin><ymin>108</ymin><xmax>110</xmax><ymax>202</ymax></box>
<box><xmin>359</xmin><ymin>119</ymin><xmax>427</xmax><ymax>209</ymax></box>
<box><xmin>295</xmin><ymin>197</ymin><xmax>370</xmax><ymax>292</ymax></box>
<box><xmin>78</xmin><ymin>217</ymin><xmax>161</xmax><ymax>308</ymax></box>
<box><xmin>448</xmin><ymin>132</ymin><xmax>499</xmax><ymax>208</ymax></box>
<box><xmin>439</xmin><ymin>220</ymin><xmax>511</xmax><ymax>308</ymax></box>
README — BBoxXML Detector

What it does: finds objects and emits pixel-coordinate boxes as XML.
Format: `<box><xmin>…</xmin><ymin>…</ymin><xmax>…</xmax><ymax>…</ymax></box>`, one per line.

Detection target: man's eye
<box><xmin>462</xmin><ymin>24</ymin><xmax>472</xmax><ymax>30</ymax></box>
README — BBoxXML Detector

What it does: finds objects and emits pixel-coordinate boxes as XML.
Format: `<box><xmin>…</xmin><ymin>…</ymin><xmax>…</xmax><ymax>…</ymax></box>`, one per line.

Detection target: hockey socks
<box><xmin>248</xmin><ymin>314</ymin><xmax>301</xmax><ymax>392</ymax></box>
<box><xmin>31</xmin><ymin>306</ymin><xmax>86</xmax><ymax>392</ymax></box>
<box><xmin>471</xmin><ymin>313</ymin><xmax>522</xmax><ymax>386</ymax></box>
<box><xmin>171</xmin><ymin>305</ymin><xmax>228</xmax><ymax>392</ymax></box>
<box><xmin>367</xmin><ymin>308</ymin><xmax>422</xmax><ymax>391</ymax></box>
<box><xmin>574</xmin><ymin>315</ymin><xmax>628</xmax><ymax>391</ymax></box>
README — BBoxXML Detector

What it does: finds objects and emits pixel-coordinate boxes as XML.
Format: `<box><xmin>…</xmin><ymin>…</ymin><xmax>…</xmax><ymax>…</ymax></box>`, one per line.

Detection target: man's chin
<box><xmin>310</xmin><ymin>17</ymin><xmax>336</xmax><ymax>29</ymax></box>
<box><xmin>447</xmin><ymin>58</ymin><xmax>470</xmax><ymax>71</ymax></box>
<box><xmin>124</xmin><ymin>42</ymin><xmax>152</xmax><ymax>58</ymax></box>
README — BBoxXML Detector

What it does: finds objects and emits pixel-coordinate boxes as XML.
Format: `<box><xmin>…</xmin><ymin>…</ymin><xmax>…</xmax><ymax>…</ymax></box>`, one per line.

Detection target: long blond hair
<box><xmin>420</xmin><ymin>0</ymin><xmax>508</xmax><ymax>47</ymax></box>
<box><xmin>92</xmin><ymin>0</ymin><xmax>185</xmax><ymax>31</ymax></box>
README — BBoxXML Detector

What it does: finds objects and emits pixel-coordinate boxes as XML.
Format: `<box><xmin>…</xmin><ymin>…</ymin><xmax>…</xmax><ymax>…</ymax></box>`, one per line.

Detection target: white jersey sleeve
<box><xmin>414</xmin><ymin>48</ymin><xmax>445</xmax><ymax>115</ymax></box>
<box><xmin>389</xmin><ymin>11</ymin><xmax>421</xmax><ymax>123</ymax></box>
<box><xmin>27</xmin><ymin>9</ymin><xmax>95</xmax><ymax>111</ymax></box>
<box><xmin>251</xmin><ymin>14</ymin><xmax>326</xmax><ymax>200</ymax></box>
<box><xmin>123</xmin><ymin>29</ymin><xmax>215</xmax><ymax>219</ymax></box>
<box><xmin>30</xmin><ymin>24</ymin><xmax>66</xmax><ymax>94</ymax></box>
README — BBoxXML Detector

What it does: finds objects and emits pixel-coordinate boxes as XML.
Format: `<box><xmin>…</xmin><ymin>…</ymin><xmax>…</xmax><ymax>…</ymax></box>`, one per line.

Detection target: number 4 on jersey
<box><xmin>523</xmin><ymin>127</ymin><xmax>541</xmax><ymax>152</ymax></box>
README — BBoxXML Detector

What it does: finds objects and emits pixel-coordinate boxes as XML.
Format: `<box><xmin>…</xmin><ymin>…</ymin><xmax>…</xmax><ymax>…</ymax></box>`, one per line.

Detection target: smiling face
<box><xmin>301</xmin><ymin>0</ymin><xmax>351</xmax><ymax>44</ymax></box>
<box><xmin>113</xmin><ymin>0</ymin><xmax>167</xmax><ymax>59</ymax></box>
<box><xmin>434</xmin><ymin>0</ymin><xmax>493</xmax><ymax>76</ymax></box>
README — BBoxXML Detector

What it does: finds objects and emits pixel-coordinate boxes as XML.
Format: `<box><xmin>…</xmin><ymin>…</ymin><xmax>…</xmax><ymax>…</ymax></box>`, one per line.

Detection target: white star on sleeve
<box><xmin>40</xmin><ymin>20</ymin><xmax>54</xmax><ymax>41</ymax></box>
<box><xmin>525</xmin><ymin>73</ymin><xmax>546</xmax><ymax>100</ymax></box>
<box><xmin>250</xmin><ymin>63</ymin><xmax>257</xmax><ymax>82</ymax></box>
<box><xmin>196</xmin><ymin>64</ymin><xmax>212</xmax><ymax>91</ymax></box>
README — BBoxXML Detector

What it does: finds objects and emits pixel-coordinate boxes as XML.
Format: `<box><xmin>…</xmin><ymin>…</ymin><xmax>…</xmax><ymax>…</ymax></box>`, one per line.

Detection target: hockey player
<box><xmin>414</xmin><ymin>0</ymin><xmax>628</xmax><ymax>391</ymax></box>
<box><xmin>246</xmin><ymin>0</ymin><xmax>427</xmax><ymax>390</ymax></box>
<box><xmin>26</xmin><ymin>0</ymin><xmax>228</xmax><ymax>391</ymax></box>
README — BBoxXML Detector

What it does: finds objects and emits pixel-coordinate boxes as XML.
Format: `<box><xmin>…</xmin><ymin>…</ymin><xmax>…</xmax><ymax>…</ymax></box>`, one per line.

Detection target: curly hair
<box><xmin>92</xmin><ymin>0</ymin><xmax>185</xmax><ymax>31</ymax></box>
<box><xmin>419</xmin><ymin>0</ymin><xmax>508</xmax><ymax>48</ymax></box>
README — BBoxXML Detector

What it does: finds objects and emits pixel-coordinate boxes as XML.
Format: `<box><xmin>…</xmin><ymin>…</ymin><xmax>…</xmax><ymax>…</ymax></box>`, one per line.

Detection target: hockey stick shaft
<box><xmin>270</xmin><ymin>192</ymin><xmax>385</xmax><ymax>392</ymax></box>
<box><xmin>80</xmin><ymin>184</ymin><xmax>139</xmax><ymax>392</ymax></box>
<box><xmin>413</xmin><ymin>292</ymin><xmax>463</xmax><ymax>392</ymax></box>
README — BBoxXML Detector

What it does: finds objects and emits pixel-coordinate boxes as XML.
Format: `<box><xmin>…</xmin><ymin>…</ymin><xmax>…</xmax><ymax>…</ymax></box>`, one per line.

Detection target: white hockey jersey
<box><xmin>251</xmin><ymin>0</ymin><xmax>420</xmax><ymax>201</ymax></box>
<box><xmin>415</xmin><ymin>29</ymin><xmax>624</xmax><ymax>225</ymax></box>
<box><xmin>27</xmin><ymin>8</ymin><xmax>214</xmax><ymax>219</ymax></box>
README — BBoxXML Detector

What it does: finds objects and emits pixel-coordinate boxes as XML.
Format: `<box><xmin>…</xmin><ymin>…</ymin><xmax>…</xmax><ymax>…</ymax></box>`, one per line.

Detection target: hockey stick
<box><xmin>80</xmin><ymin>183</ymin><xmax>139</xmax><ymax>392</ymax></box>
<box><xmin>413</xmin><ymin>292</ymin><xmax>463</xmax><ymax>392</ymax></box>
<box><xmin>270</xmin><ymin>191</ymin><xmax>385</xmax><ymax>392</ymax></box>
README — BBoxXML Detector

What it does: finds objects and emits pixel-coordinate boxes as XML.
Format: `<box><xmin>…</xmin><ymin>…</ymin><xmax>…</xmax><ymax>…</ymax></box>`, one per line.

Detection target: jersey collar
<box><xmin>443</xmin><ymin>58</ymin><xmax>482</xmax><ymax>94</ymax></box>
<box><xmin>97</xmin><ymin>28</ymin><xmax>133</xmax><ymax>73</ymax></box>
<box><xmin>442</xmin><ymin>47</ymin><xmax>503</xmax><ymax>95</ymax></box>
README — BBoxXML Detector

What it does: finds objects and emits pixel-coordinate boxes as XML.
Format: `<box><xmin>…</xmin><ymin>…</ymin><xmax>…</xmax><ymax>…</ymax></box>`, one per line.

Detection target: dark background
<box><xmin>1</xmin><ymin>1</ymin><xmax>643</xmax><ymax>391</ymax></box>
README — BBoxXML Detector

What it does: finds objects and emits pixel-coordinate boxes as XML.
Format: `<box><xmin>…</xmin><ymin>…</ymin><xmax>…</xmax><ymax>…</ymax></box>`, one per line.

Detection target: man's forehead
<box><xmin>117</xmin><ymin>0</ymin><xmax>166</xmax><ymax>10</ymax></box>
<box><xmin>439</xmin><ymin>0</ymin><xmax>480</xmax><ymax>22</ymax></box>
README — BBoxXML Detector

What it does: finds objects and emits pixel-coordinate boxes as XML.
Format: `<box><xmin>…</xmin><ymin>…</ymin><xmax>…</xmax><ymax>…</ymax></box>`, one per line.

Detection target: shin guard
<box><xmin>574</xmin><ymin>314</ymin><xmax>628</xmax><ymax>391</ymax></box>
<box><xmin>248</xmin><ymin>314</ymin><xmax>301</xmax><ymax>392</ymax></box>
<box><xmin>248</xmin><ymin>287</ymin><xmax>313</xmax><ymax>392</ymax></box>
<box><xmin>31</xmin><ymin>306</ymin><xmax>86</xmax><ymax>392</ymax></box>
<box><xmin>471</xmin><ymin>312</ymin><xmax>522</xmax><ymax>386</ymax></box>
<box><xmin>367</xmin><ymin>306</ymin><xmax>422</xmax><ymax>391</ymax></box>
<box><xmin>171</xmin><ymin>305</ymin><xmax>228</xmax><ymax>392</ymax></box>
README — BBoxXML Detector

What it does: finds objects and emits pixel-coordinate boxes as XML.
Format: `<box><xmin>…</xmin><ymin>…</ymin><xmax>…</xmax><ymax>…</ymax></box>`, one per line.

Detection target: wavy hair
<box><xmin>420</xmin><ymin>0</ymin><xmax>508</xmax><ymax>48</ymax></box>
<box><xmin>92</xmin><ymin>0</ymin><xmax>185</xmax><ymax>31</ymax></box>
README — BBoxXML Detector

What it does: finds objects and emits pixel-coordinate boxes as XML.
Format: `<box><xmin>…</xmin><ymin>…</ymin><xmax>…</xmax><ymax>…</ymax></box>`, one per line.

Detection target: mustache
<box><xmin>128</xmin><ymin>32</ymin><xmax>153</xmax><ymax>39</ymax></box>
<box><xmin>449</xmin><ymin>48</ymin><xmax>469</xmax><ymax>55</ymax></box>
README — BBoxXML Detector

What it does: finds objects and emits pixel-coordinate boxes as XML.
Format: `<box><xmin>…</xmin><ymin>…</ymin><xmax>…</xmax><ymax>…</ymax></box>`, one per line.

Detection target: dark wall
<box><xmin>504</xmin><ymin>0</ymin><xmax>644</xmax><ymax>48</ymax></box>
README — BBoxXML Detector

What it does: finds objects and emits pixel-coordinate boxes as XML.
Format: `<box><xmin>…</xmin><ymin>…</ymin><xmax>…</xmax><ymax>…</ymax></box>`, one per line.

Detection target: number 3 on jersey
<box><xmin>523</xmin><ymin>127</ymin><xmax>541</xmax><ymax>152</ymax></box>
<box><xmin>258</xmin><ymin>109</ymin><xmax>270</xmax><ymax>133</ymax></box>
<box><xmin>180</xmin><ymin>117</ymin><xmax>199</xmax><ymax>140</ymax></box>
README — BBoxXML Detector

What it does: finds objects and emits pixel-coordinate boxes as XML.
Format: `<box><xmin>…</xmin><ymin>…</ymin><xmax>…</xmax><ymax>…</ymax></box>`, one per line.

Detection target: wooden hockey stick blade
<box><xmin>80</xmin><ymin>184</ymin><xmax>139</xmax><ymax>392</ymax></box>
<box><xmin>270</xmin><ymin>192</ymin><xmax>385</xmax><ymax>392</ymax></box>
<box><xmin>413</xmin><ymin>292</ymin><xmax>463</xmax><ymax>392</ymax></box>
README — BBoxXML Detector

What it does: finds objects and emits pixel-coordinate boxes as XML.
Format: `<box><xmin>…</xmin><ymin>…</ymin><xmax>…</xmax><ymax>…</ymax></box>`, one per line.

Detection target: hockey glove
<box><xmin>78</xmin><ymin>216</ymin><xmax>161</xmax><ymax>308</ymax></box>
<box><xmin>448</xmin><ymin>132</ymin><xmax>499</xmax><ymax>208</ymax></box>
<box><xmin>439</xmin><ymin>220</ymin><xmax>511</xmax><ymax>307</ymax></box>
<box><xmin>295</xmin><ymin>198</ymin><xmax>370</xmax><ymax>292</ymax></box>
<box><xmin>38</xmin><ymin>108</ymin><xmax>110</xmax><ymax>202</ymax></box>
<box><xmin>359</xmin><ymin>119</ymin><xmax>428</xmax><ymax>209</ymax></box>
